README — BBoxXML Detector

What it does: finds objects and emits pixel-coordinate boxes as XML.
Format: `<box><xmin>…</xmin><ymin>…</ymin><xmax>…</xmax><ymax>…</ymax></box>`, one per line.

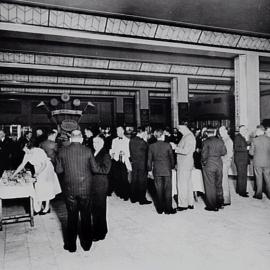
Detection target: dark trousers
<box><xmin>235</xmin><ymin>160</ymin><xmax>248</xmax><ymax>195</ymax></box>
<box><xmin>202</xmin><ymin>165</ymin><xmax>223</xmax><ymax>209</ymax></box>
<box><xmin>113</xmin><ymin>160</ymin><xmax>130</xmax><ymax>200</ymax></box>
<box><xmin>254</xmin><ymin>166</ymin><xmax>270</xmax><ymax>199</ymax></box>
<box><xmin>130</xmin><ymin>164</ymin><xmax>147</xmax><ymax>202</ymax></box>
<box><xmin>92</xmin><ymin>178</ymin><xmax>108</xmax><ymax>239</ymax></box>
<box><xmin>154</xmin><ymin>176</ymin><xmax>172</xmax><ymax>213</ymax></box>
<box><xmin>65</xmin><ymin>195</ymin><xmax>92</xmax><ymax>249</ymax></box>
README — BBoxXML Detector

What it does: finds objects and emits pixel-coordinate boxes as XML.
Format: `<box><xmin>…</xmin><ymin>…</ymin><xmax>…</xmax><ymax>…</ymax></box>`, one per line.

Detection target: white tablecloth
<box><xmin>0</xmin><ymin>183</ymin><xmax>35</xmax><ymax>199</ymax></box>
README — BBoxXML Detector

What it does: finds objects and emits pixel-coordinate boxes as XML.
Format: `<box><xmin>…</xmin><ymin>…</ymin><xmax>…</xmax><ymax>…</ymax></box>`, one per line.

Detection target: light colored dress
<box><xmin>24</xmin><ymin>147</ymin><xmax>61</xmax><ymax>201</ymax></box>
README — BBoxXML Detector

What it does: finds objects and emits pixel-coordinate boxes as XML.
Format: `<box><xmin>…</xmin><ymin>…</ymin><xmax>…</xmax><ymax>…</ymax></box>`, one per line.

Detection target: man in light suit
<box><xmin>56</xmin><ymin>130</ymin><xmax>105</xmax><ymax>253</ymax></box>
<box><xmin>249</xmin><ymin>125</ymin><xmax>270</xmax><ymax>199</ymax></box>
<box><xmin>147</xmin><ymin>129</ymin><xmax>176</xmax><ymax>214</ymax></box>
<box><xmin>175</xmin><ymin>124</ymin><xmax>196</xmax><ymax>211</ymax></box>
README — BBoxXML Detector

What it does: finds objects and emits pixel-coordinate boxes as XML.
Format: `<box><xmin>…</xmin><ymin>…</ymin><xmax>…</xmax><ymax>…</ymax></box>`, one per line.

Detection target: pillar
<box><xmin>171</xmin><ymin>76</ymin><xmax>189</xmax><ymax>128</ymax></box>
<box><xmin>115</xmin><ymin>97</ymin><xmax>124</xmax><ymax>126</ymax></box>
<box><xmin>135</xmin><ymin>91</ymin><xmax>141</xmax><ymax>127</ymax></box>
<box><xmin>234</xmin><ymin>54</ymin><xmax>260</xmax><ymax>132</ymax></box>
<box><xmin>139</xmin><ymin>90</ymin><xmax>150</xmax><ymax>127</ymax></box>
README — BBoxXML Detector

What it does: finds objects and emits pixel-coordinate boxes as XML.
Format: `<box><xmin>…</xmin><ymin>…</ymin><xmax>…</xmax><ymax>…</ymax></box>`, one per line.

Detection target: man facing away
<box><xmin>129</xmin><ymin>127</ymin><xmax>151</xmax><ymax>205</ymax></box>
<box><xmin>175</xmin><ymin>124</ymin><xmax>196</xmax><ymax>211</ymax></box>
<box><xmin>40</xmin><ymin>129</ymin><xmax>58</xmax><ymax>166</ymax></box>
<box><xmin>249</xmin><ymin>125</ymin><xmax>270</xmax><ymax>199</ymax></box>
<box><xmin>218</xmin><ymin>126</ymin><xmax>233</xmax><ymax>206</ymax></box>
<box><xmin>56</xmin><ymin>129</ymin><xmax>106</xmax><ymax>253</ymax></box>
<box><xmin>234</xmin><ymin>125</ymin><xmax>249</xmax><ymax>197</ymax></box>
<box><xmin>147</xmin><ymin>129</ymin><xmax>176</xmax><ymax>214</ymax></box>
<box><xmin>201</xmin><ymin>128</ymin><xmax>227</xmax><ymax>211</ymax></box>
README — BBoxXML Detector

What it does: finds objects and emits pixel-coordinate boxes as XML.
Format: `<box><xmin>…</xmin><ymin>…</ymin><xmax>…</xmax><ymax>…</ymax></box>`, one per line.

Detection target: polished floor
<box><xmin>1</xmin><ymin>179</ymin><xmax>270</xmax><ymax>270</ymax></box>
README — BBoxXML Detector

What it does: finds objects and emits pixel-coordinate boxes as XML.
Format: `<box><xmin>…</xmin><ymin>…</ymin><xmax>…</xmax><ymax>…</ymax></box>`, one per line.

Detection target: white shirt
<box><xmin>110</xmin><ymin>136</ymin><xmax>132</xmax><ymax>171</ymax></box>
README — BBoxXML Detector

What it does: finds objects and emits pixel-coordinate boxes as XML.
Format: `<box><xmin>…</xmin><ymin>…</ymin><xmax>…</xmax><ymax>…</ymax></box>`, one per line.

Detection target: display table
<box><xmin>0</xmin><ymin>170</ymin><xmax>36</xmax><ymax>231</ymax></box>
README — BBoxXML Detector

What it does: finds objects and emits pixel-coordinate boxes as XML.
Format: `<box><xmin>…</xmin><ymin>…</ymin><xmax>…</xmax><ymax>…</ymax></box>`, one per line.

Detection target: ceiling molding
<box><xmin>1</xmin><ymin>2</ymin><xmax>270</xmax><ymax>53</ymax></box>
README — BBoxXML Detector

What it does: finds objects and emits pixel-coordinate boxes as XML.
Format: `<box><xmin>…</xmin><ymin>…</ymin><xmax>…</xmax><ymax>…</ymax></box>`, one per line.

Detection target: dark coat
<box><xmin>93</xmin><ymin>148</ymin><xmax>112</xmax><ymax>183</ymax></box>
<box><xmin>201</xmin><ymin>136</ymin><xmax>227</xmax><ymax>167</ymax></box>
<box><xmin>234</xmin><ymin>133</ymin><xmax>248</xmax><ymax>163</ymax></box>
<box><xmin>129</xmin><ymin>136</ymin><xmax>148</xmax><ymax>169</ymax></box>
<box><xmin>147</xmin><ymin>140</ymin><xmax>174</xmax><ymax>176</ymax></box>
<box><xmin>56</xmin><ymin>142</ymin><xmax>103</xmax><ymax>197</ymax></box>
<box><xmin>0</xmin><ymin>136</ymin><xmax>12</xmax><ymax>173</ymax></box>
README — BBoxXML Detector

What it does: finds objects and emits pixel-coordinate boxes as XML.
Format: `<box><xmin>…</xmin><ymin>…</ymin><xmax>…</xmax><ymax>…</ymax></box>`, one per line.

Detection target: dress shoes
<box><xmin>253</xmin><ymin>195</ymin><xmax>262</xmax><ymax>200</ymax></box>
<box><xmin>177</xmin><ymin>207</ymin><xmax>188</xmax><ymax>211</ymax></box>
<box><xmin>81</xmin><ymin>242</ymin><xmax>92</xmax><ymax>251</ymax></box>
<box><xmin>64</xmin><ymin>244</ymin><xmax>76</xmax><ymax>253</ymax></box>
<box><xmin>139</xmin><ymin>199</ymin><xmax>152</xmax><ymax>205</ymax></box>
<box><xmin>157</xmin><ymin>210</ymin><xmax>163</xmax><ymax>214</ymax></box>
<box><xmin>223</xmin><ymin>203</ymin><xmax>231</xmax><ymax>206</ymax></box>
<box><xmin>34</xmin><ymin>211</ymin><xmax>41</xmax><ymax>216</ymax></box>
<box><xmin>239</xmin><ymin>192</ymin><xmax>249</xmax><ymax>198</ymax></box>
<box><xmin>188</xmin><ymin>205</ymin><xmax>194</xmax><ymax>209</ymax></box>
<box><xmin>164</xmin><ymin>208</ymin><xmax>177</xmax><ymax>215</ymax></box>
<box><xmin>39</xmin><ymin>208</ymin><xmax>51</xmax><ymax>215</ymax></box>
<box><xmin>205</xmin><ymin>207</ymin><xmax>219</xmax><ymax>212</ymax></box>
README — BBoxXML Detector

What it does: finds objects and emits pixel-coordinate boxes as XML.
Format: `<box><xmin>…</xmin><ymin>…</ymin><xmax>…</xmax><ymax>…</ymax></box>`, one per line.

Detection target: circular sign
<box><xmin>61</xmin><ymin>93</ymin><xmax>70</xmax><ymax>102</ymax></box>
<box><xmin>50</xmin><ymin>98</ymin><xmax>58</xmax><ymax>107</ymax></box>
<box><xmin>61</xmin><ymin>119</ymin><xmax>78</xmax><ymax>131</ymax></box>
<box><xmin>73</xmin><ymin>98</ymin><xmax>81</xmax><ymax>107</ymax></box>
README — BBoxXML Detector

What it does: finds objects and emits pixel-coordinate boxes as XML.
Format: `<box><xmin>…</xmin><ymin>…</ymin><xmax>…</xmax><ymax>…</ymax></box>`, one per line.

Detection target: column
<box><xmin>171</xmin><ymin>76</ymin><xmax>189</xmax><ymax>128</ymax></box>
<box><xmin>135</xmin><ymin>91</ymin><xmax>141</xmax><ymax>127</ymax></box>
<box><xmin>139</xmin><ymin>90</ymin><xmax>150</xmax><ymax>127</ymax></box>
<box><xmin>234</xmin><ymin>54</ymin><xmax>260</xmax><ymax>132</ymax></box>
<box><xmin>115</xmin><ymin>97</ymin><xmax>124</xmax><ymax>126</ymax></box>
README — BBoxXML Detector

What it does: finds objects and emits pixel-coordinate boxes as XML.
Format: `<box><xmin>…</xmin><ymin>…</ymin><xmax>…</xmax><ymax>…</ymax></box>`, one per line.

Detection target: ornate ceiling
<box><xmin>0</xmin><ymin>0</ymin><xmax>270</xmax><ymax>98</ymax></box>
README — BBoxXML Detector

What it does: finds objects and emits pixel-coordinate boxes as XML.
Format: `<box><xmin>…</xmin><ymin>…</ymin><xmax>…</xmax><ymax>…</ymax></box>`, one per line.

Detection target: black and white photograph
<box><xmin>0</xmin><ymin>0</ymin><xmax>270</xmax><ymax>269</ymax></box>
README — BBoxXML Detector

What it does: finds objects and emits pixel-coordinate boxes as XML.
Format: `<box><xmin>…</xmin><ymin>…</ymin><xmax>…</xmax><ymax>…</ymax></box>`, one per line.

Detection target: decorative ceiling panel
<box><xmin>197</xmin><ymin>67</ymin><xmax>224</xmax><ymax>76</ymax></box>
<box><xmin>170</xmin><ymin>65</ymin><xmax>199</xmax><ymax>74</ymax></box>
<box><xmin>140</xmin><ymin>63</ymin><xmax>171</xmax><ymax>73</ymax></box>
<box><xmin>215</xmin><ymin>85</ymin><xmax>232</xmax><ymax>91</ymax></box>
<box><xmin>155</xmin><ymin>25</ymin><xmax>201</xmax><ymax>42</ymax></box>
<box><xmin>150</xmin><ymin>93</ymin><xmax>171</xmax><ymax>97</ymax></box>
<box><xmin>189</xmin><ymin>84</ymin><xmax>198</xmax><ymax>89</ymax></box>
<box><xmin>0</xmin><ymin>74</ymin><xmax>28</xmax><ymax>82</ymax></box>
<box><xmin>29</xmin><ymin>75</ymin><xmax>57</xmax><ymax>83</ymax></box>
<box><xmin>73</xmin><ymin>57</ymin><xmax>109</xmax><ymax>69</ymax></box>
<box><xmin>49</xmin><ymin>10</ymin><xmax>106</xmax><ymax>32</ymax></box>
<box><xmin>156</xmin><ymin>82</ymin><xmax>170</xmax><ymax>88</ymax></box>
<box><xmin>35</xmin><ymin>55</ymin><xmax>74</xmax><ymax>66</ymax></box>
<box><xmin>0</xmin><ymin>3</ymin><xmax>48</xmax><ymax>25</ymax></box>
<box><xmin>57</xmin><ymin>77</ymin><xmax>85</xmax><ymax>84</ymax></box>
<box><xmin>0</xmin><ymin>52</ymin><xmax>35</xmax><ymax>64</ymax></box>
<box><xmin>134</xmin><ymin>81</ymin><xmax>156</xmax><ymax>87</ymax></box>
<box><xmin>198</xmin><ymin>31</ymin><xmax>240</xmax><ymax>47</ymax></box>
<box><xmin>222</xmin><ymin>69</ymin><xmax>234</xmax><ymax>77</ymax></box>
<box><xmin>109</xmin><ymin>60</ymin><xmax>141</xmax><ymax>71</ymax></box>
<box><xmin>84</xmin><ymin>78</ymin><xmax>110</xmax><ymax>85</ymax></box>
<box><xmin>105</xmin><ymin>18</ymin><xmax>157</xmax><ymax>37</ymax></box>
<box><xmin>110</xmin><ymin>80</ymin><xmax>134</xmax><ymax>86</ymax></box>
<box><xmin>1</xmin><ymin>87</ymin><xmax>25</xmax><ymax>92</ymax></box>
<box><xmin>48</xmin><ymin>89</ymin><xmax>70</xmax><ymax>94</ymax></box>
<box><xmin>237</xmin><ymin>36</ymin><xmax>270</xmax><ymax>51</ymax></box>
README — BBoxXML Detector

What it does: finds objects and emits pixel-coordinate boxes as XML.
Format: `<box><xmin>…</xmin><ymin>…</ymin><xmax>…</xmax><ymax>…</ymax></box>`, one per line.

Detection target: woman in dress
<box><xmin>11</xmin><ymin>141</ymin><xmax>61</xmax><ymax>214</ymax></box>
<box><xmin>92</xmin><ymin>134</ymin><xmax>112</xmax><ymax>241</ymax></box>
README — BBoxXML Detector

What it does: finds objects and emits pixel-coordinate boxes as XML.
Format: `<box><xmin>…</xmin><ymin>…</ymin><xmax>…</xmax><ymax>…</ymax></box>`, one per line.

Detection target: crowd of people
<box><xmin>0</xmin><ymin>122</ymin><xmax>270</xmax><ymax>253</ymax></box>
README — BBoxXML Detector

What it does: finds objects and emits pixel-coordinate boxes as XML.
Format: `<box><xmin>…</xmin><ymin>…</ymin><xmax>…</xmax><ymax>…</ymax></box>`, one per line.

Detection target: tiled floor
<box><xmin>1</xmin><ymin>179</ymin><xmax>270</xmax><ymax>270</ymax></box>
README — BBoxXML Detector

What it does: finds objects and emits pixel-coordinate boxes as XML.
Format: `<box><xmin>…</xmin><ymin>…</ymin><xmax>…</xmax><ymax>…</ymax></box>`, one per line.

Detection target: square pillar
<box><xmin>115</xmin><ymin>97</ymin><xmax>124</xmax><ymax>126</ymax></box>
<box><xmin>234</xmin><ymin>54</ymin><xmax>260</xmax><ymax>132</ymax></box>
<box><xmin>139</xmin><ymin>90</ymin><xmax>149</xmax><ymax>127</ymax></box>
<box><xmin>171</xmin><ymin>76</ymin><xmax>189</xmax><ymax>128</ymax></box>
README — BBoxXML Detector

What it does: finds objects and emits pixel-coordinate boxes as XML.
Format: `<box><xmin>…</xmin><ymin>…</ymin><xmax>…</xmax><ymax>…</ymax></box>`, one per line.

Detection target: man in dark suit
<box><xmin>56</xmin><ymin>129</ymin><xmax>104</xmax><ymax>252</ymax></box>
<box><xmin>147</xmin><ymin>129</ymin><xmax>176</xmax><ymax>214</ymax></box>
<box><xmin>249</xmin><ymin>125</ymin><xmax>270</xmax><ymax>199</ymax></box>
<box><xmin>201</xmin><ymin>128</ymin><xmax>227</xmax><ymax>211</ymax></box>
<box><xmin>0</xmin><ymin>129</ymin><xmax>12</xmax><ymax>177</ymax></box>
<box><xmin>129</xmin><ymin>127</ymin><xmax>151</xmax><ymax>205</ymax></box>
<box><xmin>234</xmin><ymin>125</ymin><xmax>249</xmax><ymax>197</ymax></box>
